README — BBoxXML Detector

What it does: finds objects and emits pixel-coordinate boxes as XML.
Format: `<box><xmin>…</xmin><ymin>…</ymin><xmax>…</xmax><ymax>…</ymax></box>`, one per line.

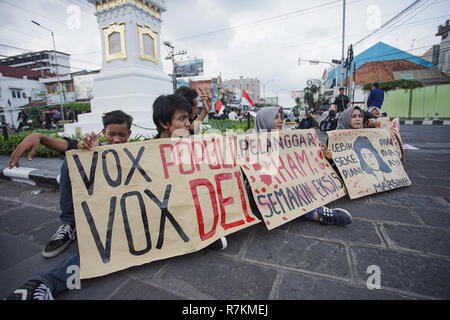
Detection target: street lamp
<box><xmin>298</xmin><ymin>58</ymin><xmax>339</xmax><ymax>97</ymax></box>
<box><xmin>31</xmin><ymin>20</ymin><xmax>65</xmax><ymax>120</ymax></box>
<box><xmin>263</xmin><ymin>79</ymin><xmax>274</xmax><ymax>107</ymax></box>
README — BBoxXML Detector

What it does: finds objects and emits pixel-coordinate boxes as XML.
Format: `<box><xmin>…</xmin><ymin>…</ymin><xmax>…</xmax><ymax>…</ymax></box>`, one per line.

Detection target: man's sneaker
<box><xmin>5</xmin><ymin>279</ymin><xmax>54</xmax><ymax>300</ymax></box>
<box><xmin>208</xmin><ymin>236</ymin><xmax>228</xmax><ymax>251</ymax></box>
<box><xmin>42</xmin><ymin>224</ymin><xmax>76</xmax><ymax>258</ymax></box>
<box><xmin>316</xmin><ymin>206</ymin><xmax>352</xmax><ymax>226</ymax></box>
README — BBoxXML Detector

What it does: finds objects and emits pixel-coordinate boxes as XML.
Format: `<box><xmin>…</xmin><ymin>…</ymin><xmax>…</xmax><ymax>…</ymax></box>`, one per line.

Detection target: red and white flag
<box><xmin>215</xmin><ymin>98</ymin><xmax>224</xmax><ymax>114</ymax></box>
<box><xmin>241</xmin><ymin>89</ymin><xmax>255</xmax><ymax>110</ymax></box>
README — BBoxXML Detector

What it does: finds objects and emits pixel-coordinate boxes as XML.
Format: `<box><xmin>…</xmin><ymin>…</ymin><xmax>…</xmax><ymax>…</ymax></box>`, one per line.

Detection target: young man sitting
<box><xmin>9</xmin><ymin>110</ymin><xmax>133</xmax><ymax>259</ymax></box>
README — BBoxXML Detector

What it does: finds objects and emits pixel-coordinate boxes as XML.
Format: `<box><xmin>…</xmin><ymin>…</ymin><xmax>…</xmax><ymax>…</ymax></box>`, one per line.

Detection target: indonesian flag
<box><xmin>241</xmin><ymin>89</ymin><xmax>255</xmax><ymax>110</ymax></box>
<box><xmin>215</xmin><ymin>98</ymin><xmax>224</xmax><ymax>114</ymax></box>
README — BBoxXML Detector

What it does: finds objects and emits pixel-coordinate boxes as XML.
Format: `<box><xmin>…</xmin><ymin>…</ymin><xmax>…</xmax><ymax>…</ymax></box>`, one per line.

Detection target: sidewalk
<box><xmin>0</xmin><ymin>125</ymin><xmax>449</xmax><ymax>300</ymax></box>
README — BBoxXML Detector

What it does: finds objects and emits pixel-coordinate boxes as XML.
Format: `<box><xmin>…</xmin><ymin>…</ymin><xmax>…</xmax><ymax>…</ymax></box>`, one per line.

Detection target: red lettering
<box><xmin>294</xmin><ymin>150</ymin><xmax>315</xmax><ymax>175</ymax></box>
<box><xmin>175</xmin><ymin>141</ymin><xmax>195</xmax><ymax>175</ymax></box>
<box><xmin>191</xmin><ymin>140</ymin><xmax>204</xmax><ymax>171</ymax></box>
<box><xmin>286</xmin><ymin>153</ymin><xmax>306</xmax><ymax>178</ymax></box>
<box><xmin>203</xmin><ymin>140</ymin><xmax>221</xmax><ymax>170</ymax></box>
<box><xmin>159</xmin><ymin>144</ymin><xmax>175</xmax><ymax>179</ymax></box>
<box><xmin>189</xmin><ymin>178</ymin><xmax>219</xmax><ymax>241</ymax></box>
<box><xmin>215</xmin><ymin>173</ymin><xmax>245</xmax><ymax>230</ymax></box>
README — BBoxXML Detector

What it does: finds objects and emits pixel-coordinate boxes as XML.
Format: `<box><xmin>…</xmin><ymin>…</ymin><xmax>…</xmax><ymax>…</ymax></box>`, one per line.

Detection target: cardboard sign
<box><xmin>236</xmin><ymin>129</ymin><xmax>347</xmax><ymax>230</ymax></box>
<box><xmin>375</xmin><ymin>117</ymin><xmax>404</xmax><ymax>159</ymax></box>
<box><xmin>66</xmin><ymin>135</ymin><xmax>259</xmax><ymax>279</ymax></box>
<box><xmin>327</xmin><ymin>129</ymin><xmax>411</xmax><ymax>199</ymax></box>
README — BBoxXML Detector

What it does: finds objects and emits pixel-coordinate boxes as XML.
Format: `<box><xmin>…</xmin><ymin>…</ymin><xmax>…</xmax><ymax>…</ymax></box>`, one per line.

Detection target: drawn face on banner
<box><xmin>361</xmin><ymin>148</ymin><xmax>379</xmax><ymax>170</ymax></box>
<box><xmin>327</xmin><ymin>128</ymin><xmax>410</xmax><ymax>199</ymax></box>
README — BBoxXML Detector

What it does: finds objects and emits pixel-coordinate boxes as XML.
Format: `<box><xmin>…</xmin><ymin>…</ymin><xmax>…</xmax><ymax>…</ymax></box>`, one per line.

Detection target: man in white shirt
<box><xmin>228</xmin><ymin>108</ymin><xmax>238</xmax><ymax>120</ymax></box>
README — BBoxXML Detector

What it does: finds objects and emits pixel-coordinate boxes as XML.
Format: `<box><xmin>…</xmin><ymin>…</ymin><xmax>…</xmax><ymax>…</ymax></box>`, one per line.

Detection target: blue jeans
<box><xmin>59</xmin><ymin>159</ymin><xmax>75</xmax><ymax>226</ymax></box>
<box><xmin>31</xmin><ymin>253</ymin><xmax>80</xmax><ymax>295</ymax></box>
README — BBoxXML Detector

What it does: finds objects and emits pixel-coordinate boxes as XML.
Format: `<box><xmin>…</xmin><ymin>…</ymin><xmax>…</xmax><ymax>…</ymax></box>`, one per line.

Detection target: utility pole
<box><xmin>341</xmin><ymin>0</ymin><xmax>346</xmax><ymax>90</ymax></box>
<box><xmin>164</xmin><ymin>41</ymin><xmax>187</xmax><ymax>93</ymax></box>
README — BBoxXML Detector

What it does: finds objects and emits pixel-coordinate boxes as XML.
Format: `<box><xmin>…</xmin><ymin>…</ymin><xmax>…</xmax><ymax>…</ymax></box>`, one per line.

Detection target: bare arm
<box><xmin>9</xmin><ymin>133</ymin><xmax>69</xmax><ymax>168</ymax></box>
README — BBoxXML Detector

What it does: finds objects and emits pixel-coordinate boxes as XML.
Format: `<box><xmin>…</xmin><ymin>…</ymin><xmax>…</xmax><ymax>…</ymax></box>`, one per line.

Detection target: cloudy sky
<box><xmin>0</xmin><ymin>0</ymin><xmax>448</xmax><ymax>106</ymax></box>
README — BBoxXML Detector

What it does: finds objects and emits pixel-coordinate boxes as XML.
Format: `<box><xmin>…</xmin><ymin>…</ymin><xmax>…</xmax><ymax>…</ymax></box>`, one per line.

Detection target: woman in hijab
<box><xmin>320</xmin><ymin>106</ymin><xmax>364</xmax><ymax>160</ymax></box>
<box><xmin>244</xmin><ymin>107</ymin><xmax>352</xmax><ymax>226</ymax></box>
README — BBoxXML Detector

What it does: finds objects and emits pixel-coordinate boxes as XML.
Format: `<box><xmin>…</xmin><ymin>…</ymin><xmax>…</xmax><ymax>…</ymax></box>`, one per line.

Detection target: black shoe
<box><xmin>208</xmin><ymin>237</ymin><xmax>228</xmax><ymax>251</ymax></box>
<box><xmin>5</xmin><ymin>279</ymin><xmax>54</xmax><ymax>300</ymax></box>
<box><xmin>42</xmin><ymin>224</ymin><xmax>76</xmax><ymax>258</ymax></box>
<box><xmin>316</xmin><ymin>206</ymin><xmax>352</xmax><ymax>226</ymax></box>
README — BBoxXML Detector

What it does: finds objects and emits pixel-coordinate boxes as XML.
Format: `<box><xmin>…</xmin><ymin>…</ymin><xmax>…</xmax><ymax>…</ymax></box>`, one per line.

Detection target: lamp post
<box><xmin>31</xmin><ymin>20</ymin><xmax>65</xmax><ymax>120</ymax></box>
<box><xmin>298</xmin><ymin>58</ymin><xmax>339</xmax><ymax>97</ymax></box>
<box><xmin>263</xmin><ymin>79</ymin><xmax>274</xmax><ymax>107</ymax></box>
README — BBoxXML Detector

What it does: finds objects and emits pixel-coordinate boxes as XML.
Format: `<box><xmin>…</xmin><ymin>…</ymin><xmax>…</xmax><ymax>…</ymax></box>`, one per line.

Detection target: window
<box><xmin>12</xmin><ymin>91</ymin><xmax>16</xmax><ymax>98</ymax></box>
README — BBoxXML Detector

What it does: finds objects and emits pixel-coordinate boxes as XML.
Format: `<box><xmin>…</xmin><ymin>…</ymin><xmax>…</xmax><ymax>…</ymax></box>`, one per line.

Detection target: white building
<box><xmin>0</xmin><ymin>65</ymin><xmax>47</xmax><ymax>128</ymax></box>
<box><xmin>0</xmin><ymin>50</ymin><xmax>71</xmax><ymax>76</ymax></box>
<box><xmin>436</xmin><ymin>20</ymin><xmax>450</xmax><ymax>75</ymax></box>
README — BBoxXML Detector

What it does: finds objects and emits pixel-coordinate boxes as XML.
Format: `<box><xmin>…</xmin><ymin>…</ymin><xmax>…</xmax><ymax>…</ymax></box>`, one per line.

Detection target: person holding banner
<box><xmin>248</xmin><ymin>107</ymin><xmax>352</xmax><ymax>226</ymax></box>
<box><xmin>321</xmin><ymin>105</ymin><xmax>364</xmax><ymax>160</ymax></box>
<box><xmin>6</xmin><ymin>95</ymin><xmax>226</xmax><ymax>300</ymax></box>
<box><xmin>175</xmin><ymin>86</ymin><xmax>211</xmax><ymax>135</ymax></box>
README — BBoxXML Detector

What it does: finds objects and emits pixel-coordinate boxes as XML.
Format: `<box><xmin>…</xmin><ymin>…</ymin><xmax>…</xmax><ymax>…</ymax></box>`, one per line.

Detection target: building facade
<box><xmin>436</xmin><ymin>20</ymin><xmax>450</xmax><ymax>75</ymax></box>
<box><xmin>0</xmin><ymin>50</ymin><xmax>71</xmax><ymax>76</ymax></box>
<box><xmin>221</xmin><ymin>77</ymin><xmax>260</xmax><ymax>102</ymax></box>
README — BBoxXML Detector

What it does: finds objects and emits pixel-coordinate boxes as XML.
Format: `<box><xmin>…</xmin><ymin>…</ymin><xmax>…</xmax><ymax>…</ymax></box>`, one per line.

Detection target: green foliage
<box><xmin>363</xmin><ymin>79</ymin><xmax>424</xmax><ymax>93</ymax></box>
<box><xmin>0</xmin><ymin>130</ymin><xmax>66</xmax><ymax>158</ymax></box>
<box><xmin>205</xmin><ymin>119</ymin><xmax>254</xmax><ymax>133</ymax></box>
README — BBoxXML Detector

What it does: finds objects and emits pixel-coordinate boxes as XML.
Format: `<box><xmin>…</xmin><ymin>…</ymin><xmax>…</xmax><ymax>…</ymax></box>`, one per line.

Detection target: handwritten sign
<box><xmin>236</xmin><ymin>129</ymin><xmax>346</xmax><ymax>230</ymax></box>
<box><xmin>66</xmin><ymin>135</ymin><xmax>259</xmax><ymax>279</ymax></box>
<box><xmin>374</xmin><ymin>117</ymin><xmax>404</xmax><ymax>159</ymax></box>
<box><xmin>327</xmin><ymin>129</ymin><xmax>411</xmax><ymax>199</ymax></box>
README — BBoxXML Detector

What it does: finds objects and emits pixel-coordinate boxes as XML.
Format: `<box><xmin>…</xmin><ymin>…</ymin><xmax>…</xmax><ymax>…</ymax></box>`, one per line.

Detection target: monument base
<box><xmin>64</xmin><ymin>65</ymin><xmax>172</xmax><ymax>139</ymax></box>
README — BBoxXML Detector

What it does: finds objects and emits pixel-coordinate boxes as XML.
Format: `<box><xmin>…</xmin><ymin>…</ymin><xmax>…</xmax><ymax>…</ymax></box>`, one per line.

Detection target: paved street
<box><xmin>0</xmin><ymin>125</ymin><xmax>449</xmax><ymax>301</ymax></box>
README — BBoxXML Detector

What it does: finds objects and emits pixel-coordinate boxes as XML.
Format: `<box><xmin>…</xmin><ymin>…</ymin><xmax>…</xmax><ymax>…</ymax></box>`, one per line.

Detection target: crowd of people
<box><xmin>5</xmin><ymin>84</ymin><xmax>389</xmax><ymax>300</ymax></box>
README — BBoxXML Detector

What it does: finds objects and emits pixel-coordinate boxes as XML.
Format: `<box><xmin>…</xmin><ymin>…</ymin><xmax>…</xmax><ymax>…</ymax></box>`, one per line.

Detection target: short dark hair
<box><xmin>373</xmin><ymin>82</ymin><xmax>379</xmax><ymax>88</ymax></box>
<box><xmin>354</xmin><ymin>135</ymin><xmax>391</xmax><ymax>174</ymax></box>
<box><xmin>363</xmin><ymin>110</ymin><xmax>376</xmax><ymax>123</ymax></box>
<box><xmin>153</xmin><ymin>94</ymin><xmax>192</xmax><ymax>137</ymax></box>
<box><xmin>339</xmin><ymin>87</ymin><xmax>344</xmax><ymax>91</ymax></box>
<box><xmin>102</xmin><ymin>110</ymin><xmax>133</xmax><ymax>130</ymax></box>
<box><xmin>175</xmin><ymin>86</ymin><xmax>198</xmax><ymax>107</ymax></box>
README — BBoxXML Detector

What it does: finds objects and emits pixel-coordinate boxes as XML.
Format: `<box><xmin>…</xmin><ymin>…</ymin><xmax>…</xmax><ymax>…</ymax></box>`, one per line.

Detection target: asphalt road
<box><xmin>0</xmin><ymin>125</ymin><xmax>449</xmax><ymax>303</ymax></box>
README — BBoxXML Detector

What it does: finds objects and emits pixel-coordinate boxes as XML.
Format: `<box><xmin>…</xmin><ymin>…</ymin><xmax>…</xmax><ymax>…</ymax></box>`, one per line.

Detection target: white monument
<box><xmin>64</xmin><ymin>0</ymin><xmax>172</xmax><ymax>138</ymax></box>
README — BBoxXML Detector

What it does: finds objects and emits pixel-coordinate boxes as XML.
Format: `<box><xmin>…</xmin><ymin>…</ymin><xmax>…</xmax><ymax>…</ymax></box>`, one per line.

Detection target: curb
<box><xmin>399</xmin><ymin>120</ymin><xmax>450</xmax><ymax>125</ymax></box>
<box><xmin>1</xmin><ymin>167</ymin><xmax>59</xmax><ymax>186</ymax></box>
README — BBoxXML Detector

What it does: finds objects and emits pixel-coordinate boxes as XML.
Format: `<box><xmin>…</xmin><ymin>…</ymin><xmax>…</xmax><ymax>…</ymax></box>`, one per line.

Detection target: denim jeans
<box><xmin>31</xmin><ymin>253</ymin><xmax>80</xmax><ymax>295</ymax></box>
<box><xmin>59</xmin><ymin>159</ymin><xmax>75</xmax><ymax>226</ymax></box>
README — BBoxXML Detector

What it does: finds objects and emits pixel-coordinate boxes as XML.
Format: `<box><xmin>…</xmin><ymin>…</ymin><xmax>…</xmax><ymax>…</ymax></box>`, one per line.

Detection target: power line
<box><xmin>353</xmin><ymin>0</ymin><xmax>425</xmax><ymax>47</ymax></box>
<box><xmin>174</xmin><ymin>0</ymin><xmax>349</xmax><ymax>41</ymax></box>
<box><xmin>0</xmin><ymin>0</ymin><xmax>67</xmax><ymax>27</ymax></box>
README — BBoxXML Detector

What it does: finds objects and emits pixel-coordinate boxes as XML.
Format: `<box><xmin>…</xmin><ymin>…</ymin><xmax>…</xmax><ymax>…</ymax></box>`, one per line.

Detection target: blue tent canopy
<box><xmin>327</xmin><ymin>41</ymin><xmax>433</xmax><ymax>86</ymax></box>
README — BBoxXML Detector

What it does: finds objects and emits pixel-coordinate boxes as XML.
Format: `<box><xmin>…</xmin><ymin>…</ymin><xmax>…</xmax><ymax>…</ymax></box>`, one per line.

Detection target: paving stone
<box><xmin>0</xmin><ymin>206</ymin><xmax>59</xmax><ymax>235</ymax></box>
<box><xmin>350</xmin><ymin>245</ymin><xmax>450</xmax><ymax>299</ymax></box>
<box><xmin>380</xmin><ymin>224</ymin><xmax>450</xmax><ymax>257</ymax></box>
<box><xmin>0</xmin><ymin>198</ymin><xmax>21</xmax><ymax>213</ymax></box>
<box><xmin>290</xmin><ymin>219</ymin><xmax>383</xmax><ymax>246</ymax></box>
<box><xmin>160</xmin><ymin>251</ymin><xmax>277</xmax><ymax>300</ymax></box>
<box><xmin>401</xmin><ymin>184</ymin><xmax>450</xmax><ymax>198</ymax></box>
<box><xmin>58</xmin><ymin>272</ymin><xmax>130</xmax><ymax>300</ymax></box>
<box><xmin>0</xmin><ymin>232</ymin><xmax>41</xmax><ymax>273</ymax></box>
<box><xmin>369</xmin><ymin>189</ymin><xmax>450</xmax><ymax>210</ymax></box>
<box><xmin>276</xmin><ymin>271</ymin><xmax>409</xmax><ymax>300</ymax></box>
<box><xmin>412</xmin><ymin>208</ymin><xmax>450</xmax><ymax>229</ymax></box>
<box><xmin>109</xmin><ymin>279</ymin><xmax>187</xmax><ymax>300</ymax></box>
<box><xmin>329</xmin><ymin>200</ymin><xmax>422</xmax><ymax>225</ymax></box>
<box><xmin>243</xmin><ymin>228</ymin><xmax>350</xmax><ymax>279</ymax></box>
<box><xmin>409</xmin><ymin>176</ymin><xmax>450</xmax><ymax>187</ymax></box>
<box><xmin>0</xmin><ymin>251</ymin><xmax>74</xmax><ymax>299</ymax></box>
